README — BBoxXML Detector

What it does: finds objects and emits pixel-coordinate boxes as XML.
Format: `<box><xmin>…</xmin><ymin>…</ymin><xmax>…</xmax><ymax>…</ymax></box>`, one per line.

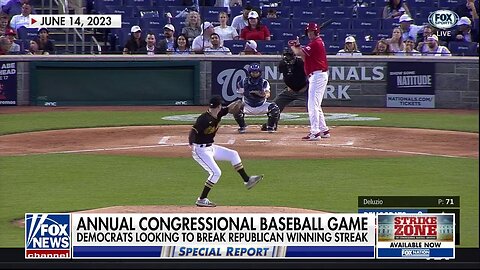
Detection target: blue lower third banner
<box><xmin>285</xmin><ymin>246</ymin><xmax>375</xmax><ymax>258</ymax></box>
<box><xmin>378</xmin><ymin>248</ymin><xmax>453</xmax><ymax>258</ymax></box>
<box><xmin>73</xmin><ymin>246</ymin><xmax>162</xmax><ymax>258</ymax></box>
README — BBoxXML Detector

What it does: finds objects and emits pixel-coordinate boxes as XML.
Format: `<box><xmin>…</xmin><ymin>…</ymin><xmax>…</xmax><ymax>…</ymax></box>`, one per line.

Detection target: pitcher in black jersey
<box><xmin>262</xmin><ymin>49</ymin><xmax>309</xmax><ymax>131</ymax></box>
<box><xmin>189</xmin><ymin>96</ymin><xmax>264</xmax><ymax>207</ymax></box>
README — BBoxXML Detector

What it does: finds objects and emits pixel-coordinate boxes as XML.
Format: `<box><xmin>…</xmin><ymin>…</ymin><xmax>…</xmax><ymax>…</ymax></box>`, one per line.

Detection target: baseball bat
<box><xmin>299</xmin><ymin>19</ymin><xmax>334</xmax><ymax>39</ymax></box>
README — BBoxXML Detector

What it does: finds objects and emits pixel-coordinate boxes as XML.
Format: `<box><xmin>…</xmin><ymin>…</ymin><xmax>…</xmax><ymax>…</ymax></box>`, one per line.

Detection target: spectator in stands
<box><xmin>373</xmin><ymin>39</ymin><xmax>392</xmax><ymax>55</ymax></box>
<box><xmin>422</xmin><ymin>35</ymin><xmax>451</xmax><ymax>56</ymax></box>
<box><xmin>136</xmin><ymin>32</ymin><xmax>161</xmax><ymax>55</ymax></box>
<box><xmin>382</xmin><ymin>0</ymin><xmax>411</xmax><ymax>19</ymax></box>
<box><xmin>34</xmin><ymin>27</ymin><xmax>55</xmax><ymax>54</ymax></box>
<box><xmin>204</xmin><ymin>32</ymin><xmax>232</xmax><ymax>55</ymax></box>
<box><xmin>192</xmin><ymin>21</ymin><xmax>215</xmax><ymax>53</ymax></box>
<box><xmin>385</xmin><ymin>27</ymin><xmax>405</xmax><ymax>53</ymax></box>
<box><xmin>336</xmin><ymin>36</ymin><xmax>362</xmax><ymax>56</ymax></box>
<box><xmin>2</xmin><ymin>0</ymin><xmax>31</xmax><ymax>16</ymax></box>
<box><xmin>172</xmin><ymin>33</ymin><xmax>193</xmax><ymax>54</ymax></box>
<box><xmin>215</xmin><ymin>0</ymin><xmax>242</xmax><ymax>8</ymax></box>
<box><xmin>69</xmin><ymin>0</ymin><xmax>84</xmax><ymax>14</ymax></box>
<box><xmin>27</xmin><ymin>39</ymin><xmax>48</xmax><ymax>55</ymax></box>
<box><xmin>266</xmin><ymin>9</ymin><xmax>278</xmax><ymax>19</ymax></box>
<box><xmin>123</xmin><ymin>25</ymin><xmax>146</xmax><ymax>54</ymax></box>
<box><xmin>214</xmin><ymin>11</ymin><xmax>238</xmax><ymax>41</ymax></box>
<box><xmin>240</xmin><ymin>11</ymin><xmax>271</xmax><ymax>41</ymax></box>
<box><xmin>352</xmin><ymin>0</ymin><xmax>369</xmax><ymax>18</ymax></box>
<box><xmin>9</xmin><ymin>2</ymin><xmax>31</xmax><ymax>30</ymax></box>
<box><xmin>158</xmin><ymin>23</ymin><xmax>176</xmax><ymax>54</ymax></box>
<box><xmin>4</xmin><ymin>28</ymin><xmax>19</xmax><ymax>53</ymax></box>
<box><xmin>416</xmin><ymin>25</ymin><xmax>435</xmax><ymax>49</ymax></box>
<box><xmin>0</xmin><ymin>12</ymin><xmax>12</xmax><ymax>36</ymax></box>
<box><xmin>397</xmin><ymin>37</ymin><xmax>421</xmax><ymax>55</ymax></box>
<box><xmin>450</xmin><ymin>17</ymin><xmax>478</xmax><ymax>43</ymax></box>
<box><xmin>231</xmin><ymin>4</ymin><xmax>253</xmax><ymax>33</ymax></box>
<box><xmin>0</xmin><ymin>35</ymin><xmax>9</xmax><ymax>55</ymax></box>
<box><xmin>398</xmin><ymin>14</ymin><xmax>423</xmax><ymax>41</ymax></box>
<box><xmin>239</xmin><ymin>39</ymin><xmax>261</xmax><ymax>55</ymax></box>
<box><xmin>454</xmin><ymin>0</ymin><xmax>479</xmax><ymax>21</ymax></box>
<box><xmin>182</xmin><ymin>11</ymin><xmax>202</xmax><ymax>45</ymax></box>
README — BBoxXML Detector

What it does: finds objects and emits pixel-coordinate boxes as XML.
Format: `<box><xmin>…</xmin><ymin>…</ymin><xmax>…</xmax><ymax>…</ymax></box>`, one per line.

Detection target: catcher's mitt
<box><xmin>249</xmin><ymin>90</ymin><xmax>266</xmax><ymax>98</ymax></box>
<box><xmin>227</xmin><ymin>99</ymin><xmax>244</xmax><ymax>115</ymax></box>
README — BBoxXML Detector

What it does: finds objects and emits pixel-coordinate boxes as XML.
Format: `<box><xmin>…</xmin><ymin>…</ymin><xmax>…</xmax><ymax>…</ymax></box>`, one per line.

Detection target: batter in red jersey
<box><xmin>289</xmin><ymin>22</ymin><xmax>330</xmax><ymax>141</ymax></box>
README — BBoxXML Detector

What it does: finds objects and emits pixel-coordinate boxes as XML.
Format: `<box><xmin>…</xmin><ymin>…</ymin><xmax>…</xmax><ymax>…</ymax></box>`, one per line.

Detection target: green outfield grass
<box><xmin>0</xmin><ymin>110</ymin><xmax>478</xmax><ymax>135</ymax></box>
<box><xmin>0</xmin><ymin>109</ymin><xmax>478</xmax><ymax>250</ymax></box>
<box><xmin>0</xmin><ymin>154</ymin><xmax>478</xmax><ymax>248</ymax></box>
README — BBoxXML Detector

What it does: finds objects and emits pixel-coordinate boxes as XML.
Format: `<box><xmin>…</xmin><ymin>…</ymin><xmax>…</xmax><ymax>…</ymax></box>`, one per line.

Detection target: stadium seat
<box><xmin>355</xmin><ymin>7</ymin><xmax>383</xmax><ymax>19</ymax></box>
<box><xmin>311</xmin><ymin>0</ymin><xmax>340</xmax><ymax>7</ymax></box>
<box><xmin>414</xmin><ymin>7</ymin><xmax>436</xmax><ymax>20</ymax></box>
<box><xmin>199</xmin><ymin>6</ymin><xmax>229</xmax><ymax>20</ymax></box>
<box><xmin>104</xmin><ymin>6</ymin><xmax>135</xmax><ymax>17</ymax></box>
<box><xmin>120</xmin><ymin>17</ymin><xmax>139</xmax><ymax>29</ymax></box>
<box><xmin>448</xmin><ymin>41</ymin><xmax>479</xmax><ymax>56</ymax></box>
<box><xmin>261</xmin><ymin>7</ymin><xmax>291</xmax><ymax>18</ymax></box>
<box><xmin>356</xmin><ymin>40</ymin><xmax>376</xmax><ymax>54</ymax></box>
<box><xmin>292</xmin><ymin>7</ymin><xmax>323</xmax><ymax>19</ymax></box>
<box><xmin>270</xmin><ymin>28</ymin><xmax>295</xmax><ymax>43</ymax></box>
<box><xmin>367</xmin><ymin>29</ymin><xmax>391</xmax><ymax>40</ymax></box>
<box><xmin>325</xmin><ymin>18</ymin><xmax>351</xmax><ymax>30</ymax></box>
<box><xmin>256</xmin><ymin>40</ymin><xmax>284</xmax><ymax>54</ymax></box>
<box><xmin>124</xmin><ymin>0</ymin><xmax>152</xmax><ymax>7</ymax></box>
<box><xmin>16</xmin><ymin>27</ymin><xmax>38</xmax><ymax>40</ymax></box>
<box><xmin>265</xmin><ymin>18</ymin><xmax>291</xmax><ymax>30</ymax></box>
<box><xmin>438</xmin><ymin>0</ymin><xmax>461</xmax><ymax>9</ymax></box>
<box><xmin>156</xmin><ymin>0</ymin><xmax>184</xmax><ymax>6</ymax></box>
<box><xmin>229</xmin><ymin>6</ymin><xmax>243</xmax><ymax>16</ymax></box>
<box><xmin>223</xmin><ymin>40</ymin><xmax>246</xmax><ymax>54</ymax></box>
<box><xmin>325</xmin><ymin>43</ymin><xmax>341</xmax><ymax>54</ymax></box>
<box><xmin>350</xmin><ymin>19</ymin><xmax>381</xmax><ymax>29</ymax></box>
<box><xmin>94</xmin><ymin>0</ymin><xmax>123</xmax><ymax>13</ymax></box>
<box><xmin>372</xmin><ymin>0</ymin><xmax>388</xmax><ymax>8</ymax></box>
<box><xmin>382</xmin><ymin>18</ymin><xmax>400</xmax><ymax>30</ymax></box>
<box><xmin>336</xmin><ymin>29</ymin><xmax>367</xmax><ymax>41</ymax></box>
<box><xmin>291</xmin><ymin>18</ymin><xmax>321</xmax><ymax>35</ymax></box>
<box><xmin>324</xmin><ymin>7</ymin><xmax>354</xmax><ymax>18</ymax></box>
<box><xmin>282</xmin><ymin>0</ymin><xmax>310</xmax><ymax>7</ymax></box>
<box><xmin>409</xmin><ymin>0</ymin><xmax>436</xmax><ymax>8</ymax></box>
<box><xmin>139</xmin><ymin>17</ymin><xmax>168</xmax><ymax>30</ymax></box>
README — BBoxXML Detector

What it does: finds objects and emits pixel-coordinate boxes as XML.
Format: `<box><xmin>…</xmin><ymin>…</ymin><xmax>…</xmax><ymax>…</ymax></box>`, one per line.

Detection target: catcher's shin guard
<box><xmin>267</xmin><ymin>103</ymin><xmax>280</xmax><ymax>128</ymax></box>
<box><xmin>234</xmin><ymin>111</ymin><xmax>246</xmax><ymax>128</ymax></box>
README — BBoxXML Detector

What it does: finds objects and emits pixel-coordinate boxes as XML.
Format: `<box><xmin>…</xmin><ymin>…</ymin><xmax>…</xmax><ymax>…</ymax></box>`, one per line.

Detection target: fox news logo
<box><xmin>402</xmin><ymin>249</ymin><xmax>430</xmax><ymax>257</ymax></box>
<box><xmin>25</xmin><ymin>213</ymin><xmax>71</xmax><ymax>259</ymax></box>
<box><xmin>428</xmin><ymin>10</ymin><xmax>459</xmax><ymax>30</ymax></box>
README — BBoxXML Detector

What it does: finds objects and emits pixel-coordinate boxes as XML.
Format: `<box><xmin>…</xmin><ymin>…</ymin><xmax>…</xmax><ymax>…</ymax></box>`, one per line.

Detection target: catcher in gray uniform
<box><xmin>261</xmin><ymin>49</ymin><xmax>308</xmax><ymax>131</ymax></box>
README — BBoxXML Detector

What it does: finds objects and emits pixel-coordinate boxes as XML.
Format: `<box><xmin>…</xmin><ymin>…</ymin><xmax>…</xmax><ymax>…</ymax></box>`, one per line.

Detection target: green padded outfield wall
<box><xmin>29</xmin><ymin>61</ymin><xmax>200</xmax><ymax>105</ymax></box>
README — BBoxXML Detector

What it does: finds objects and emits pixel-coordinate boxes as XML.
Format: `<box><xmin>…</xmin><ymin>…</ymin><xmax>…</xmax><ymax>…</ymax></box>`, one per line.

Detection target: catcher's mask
<box><xmin>248</xmin><ymin>63</ymin><xmax>262</xmax><ymax>79</ymax></box>
<box><xmin>282</xmin><ymin>49</ymin><xmax>296</xmax><ymax>65</ymax></box>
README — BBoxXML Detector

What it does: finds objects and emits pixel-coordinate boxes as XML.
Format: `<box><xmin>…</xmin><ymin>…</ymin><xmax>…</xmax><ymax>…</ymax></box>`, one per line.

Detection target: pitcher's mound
<box><xmin>75</xmin><ymin>205</ymin><xmax>329</xmax><ymax>214</ymax></box>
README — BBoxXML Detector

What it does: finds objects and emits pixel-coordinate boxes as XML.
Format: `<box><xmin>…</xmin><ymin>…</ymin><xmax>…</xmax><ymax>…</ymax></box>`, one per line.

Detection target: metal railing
<box><xmin>91</xmin><ymin>36</ymin><xmax>102</xmax><ymax>54</ymax></box>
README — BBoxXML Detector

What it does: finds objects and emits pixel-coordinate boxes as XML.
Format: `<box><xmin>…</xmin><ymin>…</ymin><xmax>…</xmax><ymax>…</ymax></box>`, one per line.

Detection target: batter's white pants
<box><xmin>192</xmin><ymin>144</ymin><xmax>242</xmax><ymax>184</ymax></box>
<box><xmin>308</xmin><ymin>70</ymin><xmax>329</xmax><ymax>134</ymax></box>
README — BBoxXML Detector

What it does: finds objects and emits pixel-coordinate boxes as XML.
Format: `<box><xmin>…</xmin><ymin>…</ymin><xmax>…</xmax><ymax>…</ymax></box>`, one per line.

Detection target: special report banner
<box><xmin>376</xmin><ymin>214</ymin><xmax>455</xmax><ymax>259</ymax></box>
<box><xmin>25</xmin><ymin>213</ymin><xmax>376</xmax><ymax>259</ymax></box>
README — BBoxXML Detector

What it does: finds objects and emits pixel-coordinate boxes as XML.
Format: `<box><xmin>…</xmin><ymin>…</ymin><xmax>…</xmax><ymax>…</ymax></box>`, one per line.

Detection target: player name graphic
<box><xmin>29</xmin><ymin>15</ymin><xmax>121</xmax><ymax>29</ymax></box>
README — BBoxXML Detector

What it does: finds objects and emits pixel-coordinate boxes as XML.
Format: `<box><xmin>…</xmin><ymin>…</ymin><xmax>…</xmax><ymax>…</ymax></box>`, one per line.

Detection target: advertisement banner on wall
<box><xmin>0</xmin><ymin>61</ymin><xmax>17</xmax><ymax>106</ymax></box>
<box><xmin>211</xmin><ymin>61</ymin><xmax>251</xmax><ymax>103</ymax></box>
<box><xmin>386</xmin><ymin>62</ymin><xmax>435</xmax><ymax>108</ymax></box>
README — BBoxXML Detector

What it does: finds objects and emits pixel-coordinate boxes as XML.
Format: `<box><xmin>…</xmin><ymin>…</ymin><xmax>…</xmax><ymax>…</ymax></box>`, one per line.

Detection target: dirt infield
<box><xmin>0</xmin><ymin>125</ymin><xmax>477</xmax><ymax>159</ymax></box>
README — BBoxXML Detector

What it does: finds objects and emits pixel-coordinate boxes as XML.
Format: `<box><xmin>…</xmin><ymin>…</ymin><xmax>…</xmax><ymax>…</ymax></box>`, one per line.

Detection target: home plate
<box><xmin>246</xmin><ymin>139</ymin><xmax>271</xmax><ymax>142</ymax></box>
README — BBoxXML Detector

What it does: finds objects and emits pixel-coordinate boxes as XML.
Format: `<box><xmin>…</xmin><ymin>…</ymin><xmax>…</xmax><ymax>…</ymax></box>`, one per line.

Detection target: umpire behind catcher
<box><xmin>262</xmin><ymin>49</ymin><xmax>308</xmax><ymax>131</ymax></box>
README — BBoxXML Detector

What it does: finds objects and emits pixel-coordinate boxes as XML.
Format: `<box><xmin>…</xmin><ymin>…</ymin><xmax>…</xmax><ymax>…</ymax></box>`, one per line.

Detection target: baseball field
<box><xmin>0</xmin><ymin>106</ymin><xmax>478</xmax><ymax>248</ymax></box>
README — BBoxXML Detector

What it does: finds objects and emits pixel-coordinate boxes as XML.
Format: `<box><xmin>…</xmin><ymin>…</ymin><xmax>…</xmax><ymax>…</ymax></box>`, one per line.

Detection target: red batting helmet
<box><xmin>305</xmin><ymin>22</ymin><xmax>319</xmax><ymax>36</ymax></box>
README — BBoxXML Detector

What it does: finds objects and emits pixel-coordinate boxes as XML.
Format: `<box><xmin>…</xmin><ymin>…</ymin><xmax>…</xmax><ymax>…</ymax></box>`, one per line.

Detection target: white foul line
<box><xmin>318</xmin><ymin>144</ymin><xmax>467</xmax><ymax>159</ymax></box>
<box><xmin>158</xmin><ymin>136</ymin><xmax>170</xmax><ymax>144</ymax></box>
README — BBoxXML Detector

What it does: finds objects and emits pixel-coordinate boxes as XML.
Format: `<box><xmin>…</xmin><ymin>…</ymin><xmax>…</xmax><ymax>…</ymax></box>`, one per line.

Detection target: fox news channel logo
<box><xmin>428</xmin><ymin>10</ymin><xmax>460</xmax><ymax>37</ymax></box>
<box><xmin>25</xmin><ymin>213</ymin><xmax>71</xmax><ymax>259</ymax></box>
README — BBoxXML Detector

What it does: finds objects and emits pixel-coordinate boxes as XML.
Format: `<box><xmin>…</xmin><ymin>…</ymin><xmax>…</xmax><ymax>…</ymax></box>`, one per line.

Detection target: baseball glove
<box><xmin>249</xmin><ymin>90</ymin><xmax>266</xmax><ymax>98</ymax></box>
<box><xmin>227</xmin><ymin>99</ymin><xmax>244</xmax><ymax>115</ymax></box>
